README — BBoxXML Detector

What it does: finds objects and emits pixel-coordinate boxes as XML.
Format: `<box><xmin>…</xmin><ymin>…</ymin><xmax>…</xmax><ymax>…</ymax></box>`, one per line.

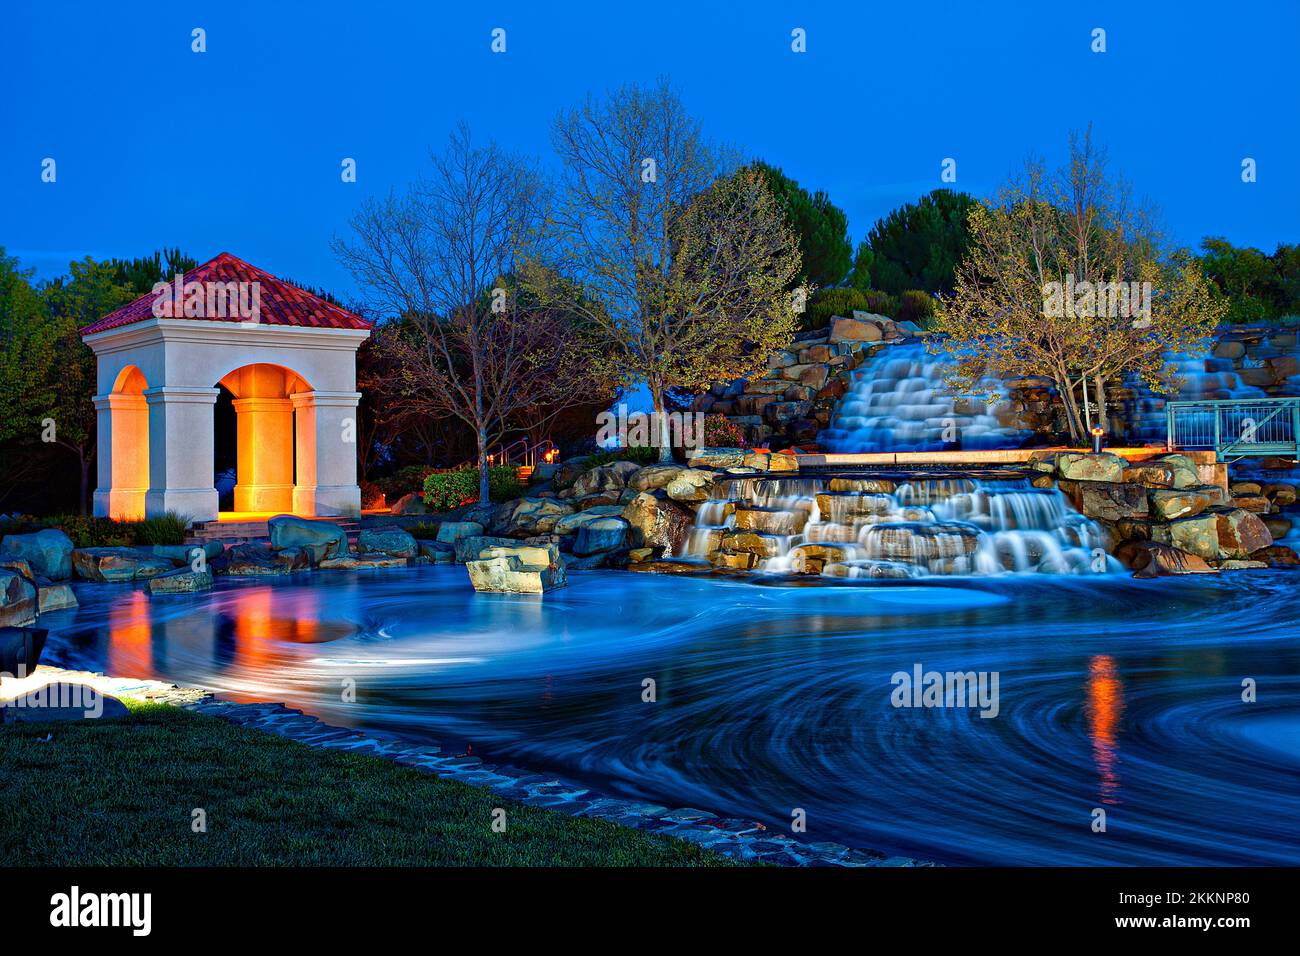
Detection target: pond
<box><xmin>37</xmin><ymin>565</ymin><xmax>1300</xmax><ymax>865</ymax></box>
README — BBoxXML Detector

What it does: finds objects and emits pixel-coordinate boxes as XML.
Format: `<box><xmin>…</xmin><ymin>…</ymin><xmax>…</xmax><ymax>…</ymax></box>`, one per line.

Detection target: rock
<box><xmin>0</xmin><ymin>570</ymin><xmax>38</xmax><ymax>627</ymax></box>
<box><xmin>268</xmin><ymin>516</ymin><xmax>348</xmax><ymax>564</ymax></box>
<box><xmin>627</xmin><ymin>548</ymin><xmax>655</xmax><ymax>563</ymax></box>
<box><xmin>1152</xmin><ymin>454</ymin><xmax>1201</xmax><ymax>489</ymax></box>
<box><xmin>390</xmin><ymin>493</ymin><xmax>428</xmax><ymax>515</ymax></box>
<box><xmin>1217</xmin><ymin>559</ymin><xmax>1268</xmax><ymax>570</ymax></box>
<box><xmin>552</xmin><ymin>507</ymin><xmax>626</xmax><ymax>535</ymax></box>
<box><xmin>466</xmin><ymin>545</ymin><xmax>566</xmax><ymax>593</ymax></box>
<box><xmin>1264</xmin><ymin>515</ymin><xmax>1293</xmax><ymax>539</ymax></box>
<box><xmin>148</xmin><ymin>542</ymin><xmax>223</xmax><ymax>566</ymax></box>
<box><xmin>1063</xmin><ymin>481</ymin><xmax>1149</xmax><ymax>521</ymax></box>
<box><xmin>828</xmin><ymin>314</ymin><xmax>884</xmax><ymax>343</ymax></box>
<box><xmin>1262</xmin><ymin>483</ymin><xmax>1297</xmax><ymax>507</ymax></box>
<box><xmin>272</xmin><ymin>547</ymin><xmax>310</xmax><ymax>572</ymax></box>
<box><xmin>733</xmin><ymin>507</ymin><xmax>808</xmax><ymax>535</ymax></box>
<box><xmin>1151</xmin><ymin>508</ymin><xmax>1273</xmax><ymax>560</ymax></box>
<box><xmin>573</xmin><ymin>517</ymin><xmax>630</xmax><ymax>556</ymax></box>
<box><xmin>823</xmin><ymin>560</ymin><xmax>916</xmax><ymax>579</ymax></box>
<box><xmin>0</xmin><ymin>682</ymin><xmax>130</xmax><ymax>722</ymax></box>
<box><xmin>1055</xmin><ymin>452</ymin><xmax>1125</xmax><ymax>483</ymax></box>
<box><xmin>574</xmin><ymin>491</ymin><xmax>622</xmax><ymax>509</ymax></box>
<box><xmin>621</xmin><ymin>492</ymin><xmax>695</xmax><ymax>556</ymax></box>
<box><xmin>861</xmin><ymin>523</ymin><xmax>980</xmax><ymax>561</ymax></box>
<box><xmin>72</xmin><ymin>548</ymin><xmax>174</xmax><ymax>582</ymax></box>
<box><xmin>0</xmin><ymin>529</ymin><xmax>74</xmax><ymax>581</ymax></box>
<box><xmin>628</xmin><ymin>464</ymin><xmax>687</xmax><ymax>492</ymax></box>
<box><xmin>1147</xmin><ymin>485</ymin><xmax>1226</xmax><ymax>521</ymax></box>
<box><xmin>686</xmin><ymin>447</ymin><xmax>748</xmax><ymax>469</ymax></box>
<box><xmin>828</xmin><ymin>477</ymin><xmax>896</xmax><ymax>493</ymax></box>
<box><xmin>1251</xmin><ymin>545</ymin><xmax>1300</xmax><ymax>567</ymax></box>
<box><xmin>493</xmin><ymin>497</ymin><xmax>575</xmax><ymax>536</ymax></box>
<box><xmin>787</xmin><ymin>543</ymin><xmax>849</xmax><ymax>574</ymax></box>
<box><xmin>318</xmin><ymin>554</ymin><xmax>409</xmax><ymax>570</ymax></box>
<box><xmin>357</xmin><ymin>526</ymin><xmax>419</xmax><ymax>558</ymax></box>
<box><xmin>1115</xmin><ymin>540</ymin><xmax>1216</xmax><ymax>577</ymax></box>
<box><xmin>436</xmin><ymin>521</ymin><xmax>485</xmax><ymax>546</ymax></box>
<box><xmin>626</xmin><ymin>558</ymin><xmax>711</xmax><ymax>574</ymax></box>
<box><xmin>1231</xmin><ymin>496</ymin><xmax>1271</xmax><ymax>514</ymax></box>
<box><xmin>36</xmin><ymin>580</ymin><xmax>78</xmax><ymax>613</ymax></box>
<box><xmin>661</xmin><ymin>469</ymin><xmax>716</xmax><ymax>503</ymax></box>
<box><xmin>711</xmin><ymin>551</ymin><xmax>758</xmax><ymax>570</ymax></box>
<box><xmin>220</xmin><ymin>543</ymin><xmax>291</xmax><ymax>576</ymax></box>
<box><xmin>148</xmin><ymin>567</ymin><xmax>214</xmax><ymax>593</ymax></box>
<box><xmin>1122</xmin><ymin>464</ymin><xmax>1177</xmax><ymax>488</ymax></box>
<box><xmin>719</xmin><ymin>530</ymin><xmax>783</xmax><ymax>558</ymax></box>
<box><xmin>1230</xmin><ymin>481</ymin><xmax>1262</xmax><ymax>495</ymax></box>
<box><xmin>453</xmin><ymin>534</ymin><xmax>521</xmax><ymax>564</ymax></box>
<box><xmin>569</xmin><ymin>461</ymin><xmax>640</xmax><ymax>498</ymax></box>
<box><xmin>419</xmin><ymin>540</ymin><xmax>455</xmax><ymax>564</ymax></box>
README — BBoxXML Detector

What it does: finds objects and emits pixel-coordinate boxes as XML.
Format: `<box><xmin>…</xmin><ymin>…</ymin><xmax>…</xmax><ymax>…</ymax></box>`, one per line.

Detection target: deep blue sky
<box><xmin>4</xmin><ymin>0</ymin><xmax>1298</xmax><ymax>299</ymax></box>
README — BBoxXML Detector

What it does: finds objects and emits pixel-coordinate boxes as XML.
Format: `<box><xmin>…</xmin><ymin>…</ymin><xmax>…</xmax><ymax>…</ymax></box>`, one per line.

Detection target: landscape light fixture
<box><xmin>1090</xmin><ymin>426</ymin><xmax>1106</xmax><ymax>454</ymax></box>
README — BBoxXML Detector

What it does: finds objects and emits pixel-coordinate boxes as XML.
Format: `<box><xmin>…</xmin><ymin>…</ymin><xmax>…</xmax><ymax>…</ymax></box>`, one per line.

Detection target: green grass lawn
<box><xmin>0</xmin><ymin>702</ymin><xmax>735</xmax><ymax>866</ymax></box>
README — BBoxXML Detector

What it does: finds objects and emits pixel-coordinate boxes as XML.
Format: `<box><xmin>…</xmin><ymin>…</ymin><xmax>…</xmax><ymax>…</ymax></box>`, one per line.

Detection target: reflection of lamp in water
<box><xmin>1086</xmin><ymin>654</ymin><xmax>1124</xmax><ymax>805</ymax></box>
<box><xmin>1090</xmin><ymin>425</ymin><xmax>1105</xmax><ymax>454</ymax></box>
<box><xmin>0</xmin><ymin>627</ymin><xmax>48</xmax><ymax>724</ymax></box>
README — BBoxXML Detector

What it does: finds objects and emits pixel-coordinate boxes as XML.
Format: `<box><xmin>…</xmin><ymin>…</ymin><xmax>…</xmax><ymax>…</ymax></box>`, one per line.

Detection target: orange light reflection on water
<box><xmin>1085</xmin><ymin>654</ymin><xmax>1125</xmax><ymax>806</ymax></box>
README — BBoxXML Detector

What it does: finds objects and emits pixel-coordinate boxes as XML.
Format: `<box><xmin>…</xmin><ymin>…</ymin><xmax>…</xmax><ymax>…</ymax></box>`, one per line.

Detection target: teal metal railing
<box><xmin>1166</xmin><ymin>397</ymin><xmax>1300</xmax><ymax>459</ymax></box>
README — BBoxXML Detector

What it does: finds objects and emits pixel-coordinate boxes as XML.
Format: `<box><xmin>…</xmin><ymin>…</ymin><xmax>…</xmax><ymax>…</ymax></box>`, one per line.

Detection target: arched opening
<box><xmin>102</xmin><ymin>365</ymin><xmax>150</xmax><ymax>520</ymax></box>
<box><xmin>215</xmin><ymin>363</ymin><xmax>311</xmax><ymax>518</ymax></box>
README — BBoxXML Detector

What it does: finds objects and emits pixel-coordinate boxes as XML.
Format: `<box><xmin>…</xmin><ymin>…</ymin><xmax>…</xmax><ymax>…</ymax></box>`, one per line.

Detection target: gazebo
<box><xmin>81</xmin><ymin>253</ymin><xmax>371</xmax><ymax>523</ymax></box>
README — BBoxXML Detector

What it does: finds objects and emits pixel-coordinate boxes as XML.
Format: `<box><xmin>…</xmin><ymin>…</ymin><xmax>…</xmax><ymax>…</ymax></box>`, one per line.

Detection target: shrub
<box><xmin>702</xmin><ymin>414</ymin><xmax>747</xmax><ymax>448</ymax></box>
<box><xmin>896</xmin><ymin>289</ymin><xmax>937</xmax><ymax>328</ymax></box>
<box><xmin>803</xmin><ymin>288</ymin><xmax>867</xmax><ymax>331</ymax></box>
<box><xmin>422</xmin><ymin>465</ymin><xmax>523</xmax><ymax>512</ymax></box>
<box><xmin>6</xmin><ymin>512</ymin><xmax>190</xmax><ymax>548</ymax></box>
<box><xmin>860</xmin><ymin>289</ymin><xmax>899</xmax><ymax>317</ymax></box>
<box><xmin>130</xmin><ymin>512</ymin><xmax>191</xmax><ymax>546</ymax></box>
<box><xmin>376</xmin><ymin>465</ymin><xmax>439</xmax><ymax>501</ymax></box>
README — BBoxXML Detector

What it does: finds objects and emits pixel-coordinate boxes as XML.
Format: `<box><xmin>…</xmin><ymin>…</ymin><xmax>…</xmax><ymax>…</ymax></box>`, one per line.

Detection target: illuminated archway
<box><xmin>216</xmin><ymin>363</ymin><xmax>312</xmax><ymax>515</ymax></box>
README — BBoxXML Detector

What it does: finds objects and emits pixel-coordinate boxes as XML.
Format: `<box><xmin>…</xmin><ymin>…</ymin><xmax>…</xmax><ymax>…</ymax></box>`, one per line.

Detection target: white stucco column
<box><xmin>232</xmin><ymin>396</ymin><xmax>295</xmax><ymax>512</ymax></box>
<box><xmin>92</xmin><ymin>392</ymin><xmax>151</xmax><ymax>520</ymax></box>
<box><xmin>144</xmin><ymin>386</ymin><xmax>220</xmax><ymax>521</ymax></box>
<box><xmin>291</xmin><ymin>390</ymin><xmax>362</xmax><ymax>516</ymax></box>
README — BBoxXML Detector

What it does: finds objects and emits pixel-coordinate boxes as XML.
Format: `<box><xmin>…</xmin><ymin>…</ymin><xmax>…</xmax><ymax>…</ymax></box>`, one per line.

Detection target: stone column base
<box><xmin>93</xmin><ymin>487</ymin><xmax>148</xmax><ymax>521</ymax></box>
<box><xmin>233</xmin><ymin>482</ymin><xmax>295</xmax><ymax>513</ymax></box>
<box><xmin>145</xmin><ymin>487</ymin><xmax>218</xmax><ymax>523</ymax></box>
<box><xmin>294</xmin><ymin>483</ymin><xmax>361</xmax><ymax>518</ymax></box>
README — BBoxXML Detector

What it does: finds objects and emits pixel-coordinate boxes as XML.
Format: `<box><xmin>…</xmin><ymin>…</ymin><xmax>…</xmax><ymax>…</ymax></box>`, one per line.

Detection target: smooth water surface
<box><xmin>37</xmin><ymin>566</ymin><xmax>1300</xmax><ymax>865</ymax></box>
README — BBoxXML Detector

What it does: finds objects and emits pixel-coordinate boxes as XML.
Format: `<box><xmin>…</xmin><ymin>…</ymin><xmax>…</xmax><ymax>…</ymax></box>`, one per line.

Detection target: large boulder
<box><xmin>573</xmin><ymin>516</ymin><xmax>630</xmax><ymax>556</ymax></box>
<box><xmin>828</xmin><ymin>314</ymin><xmax>885</xmax><ymax>344</ymax></box>
<box><xmin>1251</xmin><ymin>545</ymin><xmax>1300</xmax><ymax>567</ymax></box>
<box><xmin>1055</xmin><ymin>452</ymin><xmax>1126</xmax><ymax>483</ymax></box>
<box><xmin>1152</xmin><ymin>454</ymin><xmax>1201</xmax><ymax>490</ymax></box>
<box><xmin>491</xmin><ymin>497</ymin><xmax>575</xmax><ymax>536</ymax></box>
<box><xmin>36</xmin><ymin>581</ymin><xmax>77</xmax><ymax>613</ymax></box>
<box><xmin>567</xmin><ymin>461</ymin><xmax>640</xmax><ymax>499</ymax></box>
<box><xmin>389</xmin><ymin>493</ymin><xmax>429</xmax><ymax>515</ymax></box>
<box><xmin>453</xmin><ymin>534</ymin><xmax>521</xmax><ymax>564</ymax></box>
<box><xmin>0</xmin><ymin>529</ymin><xmax>74</xmax><ymax>581</ymax></box>
<box><xmin>218</xmin><ymin>543</ymin><xmax>293</xmax><ymax>576</ymax></box>
<box><xmin>466</xmin><ymin>543</ymin><xmax>566</xmax><ymax>594</ymax></box>
<box><xmin>1059</xmin><ymin>480</ymin><xmax>1149</xmax><ymax>522</ymax></box>
<box><xmin>628</xmin><ymin>463</ymin><xmax>687</xmax><ymax>493</ymax></box>
<box><xmin>552</xmin><ymin>506</ymin><xmax>625</xmax><ymax>536</ymax></box>
<box><xmin>1115</xmin><ymin>541</ymin><xmax>1216</xmax><ymax>578</ymax></box>
<box><xmin>72</xmin><ymin>548</ymin><xmax>174</xmax><ymax>582</ymax></box>
<box><xmin>1148</xmin><ymin>486</ymin><xmax>1227</xmax><ymax>521</ymax></box>
<box><xmin>148</xmin><ymin>567</ymin><xmax>215</xmax><ymax>593</ymax></box>
<box><xmin>268</xmin><ymin>516</ymin><xmax>348</xmax><ymax>564</ymax></box>
<box><xmin>686</xmin><ymin>448</ymin><xmax>747</xmax><ymax>469</ymax></box>
<box><xmin>1151</xmin><ymin>508</ymin><xmax>1272</xmax><ymax>560</ymax></box>
<box><xmin>621</xmin><ymin>492</ymin><xmax>696</xmax><ymax>556</ymax></box>
<box><xmin>357</xmin><ymin>526</ymin><xmax>418</xmax><ymax>558</ymax></box>
<box><xmin>0</xmin><ymin>570</ymin><xmax>38</xmax><ymax>627</ymax></box>
<box><xmin>663</xmin><ymin>469</ymin><xmax>716</xmax><ymax>503</ymax></box>
<box><xmin>436</xmin><ymin>521</ymin><xmax>485</xmax><ymax>546</ymax></box>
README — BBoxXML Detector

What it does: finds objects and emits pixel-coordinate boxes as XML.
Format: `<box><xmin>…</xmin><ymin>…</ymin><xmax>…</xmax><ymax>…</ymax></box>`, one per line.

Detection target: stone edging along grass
<box><xmin>2</xmin><ymin>668</ymin><xmax>928</xmax><ymax>867</ymax></box>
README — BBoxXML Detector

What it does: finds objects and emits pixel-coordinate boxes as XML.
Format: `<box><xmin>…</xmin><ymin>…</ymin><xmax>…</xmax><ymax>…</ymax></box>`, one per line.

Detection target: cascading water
<box><xmin>818</xmin><ymin>342</ymin><xmax>1028</xmax><ymax>452</ymax></box>
<box><xmin>685</xmin><ymin>473</ymin><xmax>1118</xmax><ymax>577</ymax></box>
<box><xmin>1125</xmin><ymin>351</ymin><xmax>1266</xmax><ymax>443</ymax></box>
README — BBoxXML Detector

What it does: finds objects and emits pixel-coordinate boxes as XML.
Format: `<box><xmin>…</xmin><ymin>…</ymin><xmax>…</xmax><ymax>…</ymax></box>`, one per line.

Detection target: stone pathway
<box><xmin>5</xmin><ymin>666</ymin><xmax>930</xmax><ymax>868</ymax></box>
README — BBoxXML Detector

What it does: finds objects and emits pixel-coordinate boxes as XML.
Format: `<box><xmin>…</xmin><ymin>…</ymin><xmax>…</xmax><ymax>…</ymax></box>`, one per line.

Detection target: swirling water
<box><xmin>37</xmin><ymin>566</ymin><xmax>1300</xmax><ymax>866</ymax></box>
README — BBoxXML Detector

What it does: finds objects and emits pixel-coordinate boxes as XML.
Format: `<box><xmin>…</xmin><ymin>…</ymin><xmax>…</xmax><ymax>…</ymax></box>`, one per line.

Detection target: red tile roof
<box><xmin>81</xmin><ymin>252</ymin><xmax>371</xmax><ymax>335</ymax></box>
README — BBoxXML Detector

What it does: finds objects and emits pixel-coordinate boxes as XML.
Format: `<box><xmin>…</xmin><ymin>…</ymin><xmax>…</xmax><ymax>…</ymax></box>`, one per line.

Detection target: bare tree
<box><xmin>334</xmin><ymin>124</ymin><xmax>600</xmax><ymax>505</ymax></box>
<box><xmin>537</xmin><ymin>80</ymin><xmax>804</xmax><ymax>461</ymax></box>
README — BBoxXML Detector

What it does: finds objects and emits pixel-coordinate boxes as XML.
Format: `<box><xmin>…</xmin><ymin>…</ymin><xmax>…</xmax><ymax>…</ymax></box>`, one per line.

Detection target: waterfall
<box><xmin>818</xmin><ymin>342</ymin><xmax>1029</xmax><ymax>452</ymax></box>
<box><xmin>685</xmin><ymin>473</ymin><xmax>1118</xmax><ymax>577</ymax></box>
